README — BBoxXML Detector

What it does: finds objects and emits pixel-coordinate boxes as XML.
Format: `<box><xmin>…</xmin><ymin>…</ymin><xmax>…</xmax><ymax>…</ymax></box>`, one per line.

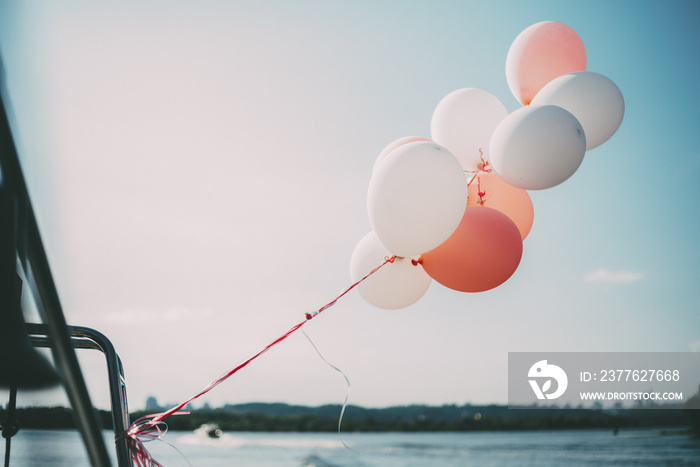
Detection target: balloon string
<box><xmin>306</xmin><ymin>255</ymin><xmax>395</xmax><ymax>319</ymax></box>
<box><xmin>120</xmin><ymin>254</ymin><xmax>396</xmax><ymax>465</ymax></box>
<box><xmin>466</xmin><ymin>148</ymin><xmax>493</xmax><ymax>187</ymax></box>
<box><xmin>301</xmin><ymin>327</ymin><xmax>359</xmax><ymax>453</ymax></box>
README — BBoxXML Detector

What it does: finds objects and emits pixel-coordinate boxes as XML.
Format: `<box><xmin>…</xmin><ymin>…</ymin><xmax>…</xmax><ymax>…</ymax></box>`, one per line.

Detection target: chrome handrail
<box><xmin>27</xmin><ymin>324</ymin><xmax>132</xmax><ymax>466</ymax></box>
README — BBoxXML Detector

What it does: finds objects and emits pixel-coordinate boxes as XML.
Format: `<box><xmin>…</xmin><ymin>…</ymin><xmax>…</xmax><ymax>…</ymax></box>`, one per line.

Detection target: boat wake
<box><xmin>177</xmin><ymin>433</ymin><xmax>344</xmax><ymax>450</ymax></box>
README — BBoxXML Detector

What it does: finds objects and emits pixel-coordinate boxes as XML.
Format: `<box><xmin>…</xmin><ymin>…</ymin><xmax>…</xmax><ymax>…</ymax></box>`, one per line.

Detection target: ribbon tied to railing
<box><xmin>119</xmin><ymin>255</ymin><xmax>396</xmax><ymax>466</ymax></box>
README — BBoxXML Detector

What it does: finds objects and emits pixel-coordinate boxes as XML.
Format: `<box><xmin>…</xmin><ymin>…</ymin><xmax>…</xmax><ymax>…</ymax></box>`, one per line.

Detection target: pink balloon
<box><xmin>467</xmin><ymin>172</ymin><xmax>534</xmax><ymax>240</ymax></box>
<box><xmin>420</xmin><ymin>207</ymin><xmax>523</xmax><ymax>293</ymax></box>
<box><xmin>506</xmin><ymin>21</ymin><xmax>586</xmax><ymax>105</ymax></box>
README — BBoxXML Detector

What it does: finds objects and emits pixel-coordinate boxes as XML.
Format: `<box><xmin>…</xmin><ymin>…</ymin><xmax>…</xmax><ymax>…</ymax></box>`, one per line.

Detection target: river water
<box><xmin>6</xmin><ymin>427</ymin><xmax>700</xmax><ymax>466</ymax></box>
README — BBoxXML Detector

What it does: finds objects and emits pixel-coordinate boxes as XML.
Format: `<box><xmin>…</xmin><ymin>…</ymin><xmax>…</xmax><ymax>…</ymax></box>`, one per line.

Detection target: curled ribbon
<box><xmin>117</xmin><ymin>414</ymin><xmax>187</xmax><ymax>467</ymax></box>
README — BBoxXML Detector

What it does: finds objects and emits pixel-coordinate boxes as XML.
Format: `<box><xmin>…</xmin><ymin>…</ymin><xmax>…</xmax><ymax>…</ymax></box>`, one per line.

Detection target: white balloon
<box><xmin>430</xmin><ymin>88</ymin><xmax>508</xmax><ymax>172</ymax></box>
<box><xmin>367</xmin><ymin>141</ymin><xmax>468</xmax><ymax>257</ymax></box>
<box><xmin>531</xmin><ymin>72</ymin><xmax>624</xmax><ymax>150</ymax></box>
<box><xmin>350</xmin><ymin>231</ymin><xmax>431</xmax><ymax>309</ymax></box>
<box><xmin>373</xmin><ymin>136</ymin><xmax>432</xmax><ymax>174</ymax></box>
<box><xmin>490</xmin><ymin>105</ymin><xmax>586</xmax><ymax>190</ymax></box>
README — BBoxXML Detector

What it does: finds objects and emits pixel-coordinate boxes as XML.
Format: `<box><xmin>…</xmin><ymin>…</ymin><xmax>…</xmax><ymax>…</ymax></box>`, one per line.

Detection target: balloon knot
<box><xmin>411</xmin><ymin>258</ymin><xmax>423</xmax><ymax>266</ymax></box>
<box><xmin>385</xmin><ymin>255</ymin><xmax>396</xmax><ymax>264</ymax></box>
<box><xmin>465</xmin><ymin>149</ymin><xmax>492</xmax><ymax>182</ymax></box>
<box><xmin>477</xmin><ymin>148</ymin><xmax>492</xmax><ymax>173</ymax></box>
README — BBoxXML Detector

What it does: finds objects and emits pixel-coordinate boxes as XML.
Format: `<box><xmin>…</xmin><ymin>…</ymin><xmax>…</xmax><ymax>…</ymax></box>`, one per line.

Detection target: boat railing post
<box><xmin>28</xmin><ymin>324</ymin><xmax>132</xmax><ymax>467</ymax></box>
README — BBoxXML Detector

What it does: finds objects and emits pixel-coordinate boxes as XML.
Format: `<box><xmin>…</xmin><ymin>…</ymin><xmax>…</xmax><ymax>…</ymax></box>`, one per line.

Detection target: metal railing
<box><xmin>27</xmin><ymin>323</ymin><xmax>132</xmax><ymax>466</ymax></box>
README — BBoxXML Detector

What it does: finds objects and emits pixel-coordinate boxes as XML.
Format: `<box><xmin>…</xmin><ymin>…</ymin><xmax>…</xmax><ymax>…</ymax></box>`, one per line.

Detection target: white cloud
<box><xmin>691</xmin><ymin>340</ymin><xmax>700</xmax><ymax>353</ymax></box>
<box><xmin>584</xmin><ymin>268</ymin><xmax>645</xmax><ymax>284</ymax></box>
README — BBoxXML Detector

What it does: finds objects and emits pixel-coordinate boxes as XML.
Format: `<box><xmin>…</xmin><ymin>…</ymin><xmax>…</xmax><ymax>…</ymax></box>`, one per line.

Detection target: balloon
<box><xmin>489</xmin><ymin>105</ymin><xmax>586</xmax><ymax>190</ymax></box>
<box><xmin>531</xmin><ymin>72</ymin><xmax>624</xmax><ymax>150</ymax></box>
<box><xmin>373</xmin><ymin>136</ymin><xmax>433</xmax><ymax>173</ymax></box>
<box><xmin>506</xmin><ymin>21</ymin><xmax>586</xmax><ymax>105</ymax></box>
<box><xmin>368</xmin><ymin>141</ymin><xmax>468</xmax><ymax>257</ymax></box>
<box><xmin>350</xmin><ymin>231</ymin><xmax>431</xmax><ymax>309</ymax></box>
<box><xmin>430</xmin><ymin>88</ymin><xmax>508</xmax><ymax>171</ymax></box>
<box><xmin>420</xmin><ymin>207</ymin><xmax>523</xmax><ymax>293</ymax></box>
<box><xmin>467</xmin><ymin>172</ymin><xmax>534</xmax><ymax>240</ymax></box>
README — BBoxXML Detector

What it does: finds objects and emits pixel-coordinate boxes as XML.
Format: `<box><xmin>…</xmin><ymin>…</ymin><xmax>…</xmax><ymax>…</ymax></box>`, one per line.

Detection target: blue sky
<box><xmin>0</xmin><ymin>0</ymin><xmax>699</xmax><ymax>410</ymax></box>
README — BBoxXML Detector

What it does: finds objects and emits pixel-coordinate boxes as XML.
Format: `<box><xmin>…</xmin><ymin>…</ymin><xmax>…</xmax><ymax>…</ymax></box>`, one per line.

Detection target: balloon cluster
<box><xmin>351</xmin><ymin>21</ymin><xmax>624</xmax><ymax>309</ymax></box>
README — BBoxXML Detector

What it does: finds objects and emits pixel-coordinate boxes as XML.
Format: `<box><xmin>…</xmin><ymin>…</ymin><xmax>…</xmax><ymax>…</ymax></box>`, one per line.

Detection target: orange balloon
<box><xmin>506</xmin><ymin>21</ymin><xmax>586</xmax><ymax>105</ymax></box>
<box><xmin>467</xmin><ymin>172</ymin><xmax>534</xmax><ymax>240</ymax></box>
<box><xmin>420</xmin><ymin>207</ymin><xmax>523</xmax><ymax>293</ymax></box>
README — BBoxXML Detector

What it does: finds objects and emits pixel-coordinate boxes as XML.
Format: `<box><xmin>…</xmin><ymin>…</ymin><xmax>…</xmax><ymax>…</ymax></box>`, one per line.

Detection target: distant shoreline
<box><xmin>3</xmin><ymin>402</ymin><xmax>697</xmax><ymax>433</ymax></box>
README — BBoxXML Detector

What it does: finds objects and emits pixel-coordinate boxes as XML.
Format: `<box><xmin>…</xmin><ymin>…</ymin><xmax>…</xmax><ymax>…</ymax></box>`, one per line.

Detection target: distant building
<box><xmin>145</xmin><ymin>396</ymin><xmax>161</xmax><ymax>411</ymax></box>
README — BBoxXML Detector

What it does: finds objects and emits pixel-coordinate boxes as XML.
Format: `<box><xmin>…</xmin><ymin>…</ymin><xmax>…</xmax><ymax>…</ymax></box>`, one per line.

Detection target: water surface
<box><xmin>7</xmin><ymin>427</ymin><xmax>699</xmax><ymax>466</ymax></box>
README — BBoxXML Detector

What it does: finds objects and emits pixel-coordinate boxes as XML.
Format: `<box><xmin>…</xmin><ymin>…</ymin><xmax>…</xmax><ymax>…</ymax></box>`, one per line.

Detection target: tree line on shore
<box><xmin>2</xmin><ymin>402</ymin><xmax>698</xmax><ymax>434</ymax></box>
